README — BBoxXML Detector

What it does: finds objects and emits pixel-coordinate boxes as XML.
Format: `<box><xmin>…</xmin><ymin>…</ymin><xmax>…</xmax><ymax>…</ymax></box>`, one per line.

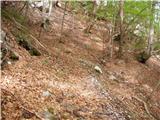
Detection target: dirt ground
<box><xmin>1</xmin><ymin>4</ymin><xmax>160</xmax><ymax>120</ymax></box>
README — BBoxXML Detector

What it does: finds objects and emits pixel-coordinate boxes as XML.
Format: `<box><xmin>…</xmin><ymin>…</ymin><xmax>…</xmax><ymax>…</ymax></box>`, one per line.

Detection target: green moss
<box><xmin>10</xmin><ymin>51</ymin><xmax>19</xmax><ymax>60</ymax></box>
<box><xmin>13</xmin><ymin>31</ymin><xmax>41</xmax><ymax>56</ymax></box>
<box><xmin>29</xmin><ymin>48</ymin><xmax>41</xmax><ymax>56</ymax></box>
<box><xmin>133</xmin><ymin>39</ymin><xmax>146</xmax><ymax>51</ymax></box>
<box><xmin>1</xmin><ymin>7</ymin><xmax>27</xmax><ymax>25</ymax></box>
<box><xmin>153</xmin><ymin>42</ymin><xmax>160</xmax><ymax>51</ymax></box>
<box><xmin>136</xmin><ymin>51</ymin><xmax>150</xmax><ymax>63</ymax></box>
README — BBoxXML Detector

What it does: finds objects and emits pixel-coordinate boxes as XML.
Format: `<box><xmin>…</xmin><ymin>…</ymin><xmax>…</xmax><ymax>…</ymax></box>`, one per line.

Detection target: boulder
<box><xmin>146</xmin><ymin>56</ymin><xmax>160</xmax><ymax>73</ymax></box>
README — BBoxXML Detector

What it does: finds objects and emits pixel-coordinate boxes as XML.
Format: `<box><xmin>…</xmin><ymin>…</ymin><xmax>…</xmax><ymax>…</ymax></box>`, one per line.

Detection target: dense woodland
<box><xmin>1</xmin><ymin>1</ymin><xmax>160</xmax><ymax>120</ymax></box>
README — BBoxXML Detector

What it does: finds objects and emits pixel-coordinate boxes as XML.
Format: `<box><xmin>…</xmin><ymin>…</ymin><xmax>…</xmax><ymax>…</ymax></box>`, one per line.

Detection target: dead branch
<box><xmin>1</xmin><ymin>88</ymin><xmax>44</xmax><ymax>120</ymax></box>
<box><xmin>12</xmin><ymin>17</ymin><xmax>49</xmax><ymax>54</ymax></box>
<box><xmin>18</xmin><ymin>1</ymin><xmax>28</xmax><ymax>13</ymax></box>
<box><xmin>132</xmin><ymin>96</ymin><xmax>157</xmax><ymax>120</ymax></box>
<box><xmin>147</xmin><ymin>80</ymin><xmax>160</xmax><ymax>101</ymax></box>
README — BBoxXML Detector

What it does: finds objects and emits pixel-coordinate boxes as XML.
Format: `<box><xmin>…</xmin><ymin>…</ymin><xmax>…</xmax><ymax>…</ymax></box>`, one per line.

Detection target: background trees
<box><xmin>70</xmin><ymin>0</ymin><xmax>160</xmax><ymax>60</ymax></box>
<box><xmin>2</xmin><ymin>0</ymin><xmax>160</xmax><ymax>60</ymax></box>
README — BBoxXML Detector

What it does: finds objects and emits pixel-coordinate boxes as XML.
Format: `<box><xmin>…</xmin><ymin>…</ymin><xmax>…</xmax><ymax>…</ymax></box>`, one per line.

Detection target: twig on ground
<box><xmin>132</xmin><ymin>96</ymin><xmax>157</xmax><ymax>120</ymax></box>
<box><xmin>147</xmin><ymin>80</ymin><xmax>160</xmax><ymax>102</ymax></box>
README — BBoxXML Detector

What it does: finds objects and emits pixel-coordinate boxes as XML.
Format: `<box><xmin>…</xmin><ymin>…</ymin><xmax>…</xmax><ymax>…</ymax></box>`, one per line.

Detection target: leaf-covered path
<box><xmin>1</xmin><ymin>5</ymin><xmax>160</xmax><ymax>120</ymax></box>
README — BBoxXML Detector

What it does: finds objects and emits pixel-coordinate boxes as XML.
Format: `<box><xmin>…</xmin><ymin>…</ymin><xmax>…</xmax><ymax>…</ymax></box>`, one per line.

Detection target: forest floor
<box><xmin>1</xmin><ymin>6</ymin><xmax>160</xmax><ymax>120</ymax></box>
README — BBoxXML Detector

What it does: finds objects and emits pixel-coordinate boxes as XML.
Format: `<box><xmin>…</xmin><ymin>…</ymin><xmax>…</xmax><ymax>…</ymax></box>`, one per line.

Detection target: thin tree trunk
<box><xmin>48</xmin><ymin>0</ymin><xmax>53</xmax><ymax>17</ymax></box>
<box><xmin>59</xmin><ymin>2</ymin><xmax>67</xmax><ymax>42</ymax></box>
<box><xmin>118</xmin><ymin>0</ymin><xmax>124</xmax><ymax>57</ymax></box>
<box><xmin>109</xmin><ymin>25</ymin><xmax>113</xmax><ymax>59</ymax></box>
<box><xmin>110</xmin><ymin>11</ymin><xmax>117</xmax><ymax>59</ymax></box>
<box><xmin>147</xmin><ymin>1</ymin><xmax>155</xmax><ymax>56</ymax></box>
<box><xmin>25</xmin><ymin>2</ymin><xmax>29</xmax><ymax>19</ymax></box>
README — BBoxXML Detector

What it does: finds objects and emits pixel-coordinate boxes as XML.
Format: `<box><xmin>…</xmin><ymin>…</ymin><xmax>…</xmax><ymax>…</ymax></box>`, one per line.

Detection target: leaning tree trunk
<box><xmin>147</xmin><ymin>1</ymin><xmax>155</xmax><ymax>56</ymax></box>
<box><xmin>118</xmin><ymin>0</ymin><xmax>124</xmax><ymax>57</ymax></box>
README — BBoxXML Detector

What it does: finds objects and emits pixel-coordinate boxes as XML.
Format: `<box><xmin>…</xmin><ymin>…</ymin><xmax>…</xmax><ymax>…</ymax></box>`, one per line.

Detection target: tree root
<box><xmin>132</xmin><ymin>96</ymin><xmax>157</xmax><ymax>120</ymax></box>
<box><xmin>1</xmin><ymin>88</ymin><xmax>44</xmax><ymax>120</ymax></box>
<box><xmin>12</xmin><ymin>17</ymin><xmax>49</xmax><ymax>54</ymax></box>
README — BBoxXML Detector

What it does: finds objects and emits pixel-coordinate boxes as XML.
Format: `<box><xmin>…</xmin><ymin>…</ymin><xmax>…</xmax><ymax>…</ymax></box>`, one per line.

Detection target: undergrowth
<box><xmin>1</xmin><ymin>7</ymin><xmax>27</xmax><ymax>25</ymax></box>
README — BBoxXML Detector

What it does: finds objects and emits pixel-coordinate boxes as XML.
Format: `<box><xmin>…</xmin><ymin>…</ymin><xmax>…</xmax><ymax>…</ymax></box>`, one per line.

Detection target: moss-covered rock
<box><xmin>136</xmin><ymin>51</ymin><xmax>150</xmax><ymax>63</ymax></box>
<box><xmin>29</xmin><ymin>47</ymin><xmax>41</xmax><ymax>56</ymax></box>
<box><xmin>16</xmin><ymin>34</ymin><xmax>41</xmax><ymax>56</ymax></box>
<box><xmin>10</xmin><ymin>51</ymin><xmax>19</xmax><ymax>60</ymax></box>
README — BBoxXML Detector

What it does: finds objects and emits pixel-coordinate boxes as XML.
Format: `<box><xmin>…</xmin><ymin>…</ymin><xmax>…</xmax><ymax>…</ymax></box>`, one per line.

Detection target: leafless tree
<box><xmin>118</xmin><ymin>0</ymin><xmax>124</xmax><ymax>57</ymax></box>
<box><xmin>59</xmin><ymin>2</ymin><xmax>67</xmax><ymax>42</ymax></box>
<box><xmin>147</xmin><ymin>1</ymin><xmax>155</xmax><ymax>56</ymax></box>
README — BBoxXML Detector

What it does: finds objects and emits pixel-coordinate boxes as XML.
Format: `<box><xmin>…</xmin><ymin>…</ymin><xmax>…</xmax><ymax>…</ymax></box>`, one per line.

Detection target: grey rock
<box><xmin>109</xmin><ymin>75</ymin><xmax>116</xmax><ymax>80</ymax></box>
<box><xmin>1</xmin><ymin>30</ymin><xmax>6</xmax><ymax>43</ymax></box>
<box><xmin>42</xmin><ymin>91</ymin><xmax>52</xmax><ymax>97</ymax></box>
<box><xmin>91</xmin><ymin>36</ymin><xmax>102</xmax><ymax>42</ymax></box>
<box><xmin>39</xmin><ymin>110</ymin><xmax>56</xmax><ymax>120</ymax></box>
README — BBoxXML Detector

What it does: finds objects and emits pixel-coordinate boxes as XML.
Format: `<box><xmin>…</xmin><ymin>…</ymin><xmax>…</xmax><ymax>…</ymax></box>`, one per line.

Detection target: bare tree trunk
<box><xmin>147</xmin><ymin>1</ymin><xmax>155</xmax><ymax>56</ymax></box>
<box><xmin>118</xmin><ymin>0</ymin><xmax>124</xmax><ymax>57</ymax></box>
<box><xmin>110</xmin><ymin>11</ymin><xmax>117</xmax><ymax>59</ymax></box>
<box><xmin>109</xmin><ymin>24</ymin><xmax>113</xmax><ymax>59</ymax></box>
<box><xmin>59</xmin><ymin>2</ymin><xmax>67</xmax><ymax>43</ymax></box>
<box><xmin>39</xmin><ymin>0</ymin><xmax>53</xmax><ymax>38</ymax></box>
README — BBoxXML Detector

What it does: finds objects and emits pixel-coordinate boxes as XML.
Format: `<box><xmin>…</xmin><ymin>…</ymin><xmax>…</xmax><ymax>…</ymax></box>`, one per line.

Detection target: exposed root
<box><xmin>132</xmin><ymin>96</ymin><xmax>157</xmax><ymax>120</ymax></box>
<box><xmin>1</xmin><ymin>88</ymin><xmax>44</xmax><ymax>120</ymax></box>
<box><xmin>12</xmin><ymin>17</ymin><xmax>49</xmax><ymax>54</ymax></box>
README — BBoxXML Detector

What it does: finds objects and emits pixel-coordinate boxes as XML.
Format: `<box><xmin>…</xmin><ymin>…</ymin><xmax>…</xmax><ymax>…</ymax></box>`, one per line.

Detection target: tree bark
<box><xmin>59</xmin><ymin>2</ymin><xmax>67</xmax><ymax>42</ymax></box>
<box><xmin>147</xmin><ymin>1</ymin><xmax>155</xmax><ymax>56</ymax></box>
<box><xmin>118</xmin><ymin>0</ymin><xmax>124</xmax><ymax>57</ymax></box>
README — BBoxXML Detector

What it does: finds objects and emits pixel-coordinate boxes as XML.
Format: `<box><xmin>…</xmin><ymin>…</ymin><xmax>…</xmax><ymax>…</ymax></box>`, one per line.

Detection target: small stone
<box><xmin>65</xmin><ymin>48</ymin><xmax>72</xmax><ymax>54</ymax></box>
<box><xmin>40</xmin><ymin>110</ymin><xmax>57</xmax><ymax>120</ymax></box>
<box><xmin>7</xmin><ymin>61</ymin><xmax>11</xmax><ymax>65</ymax></box>
<box><xmin>94</xmin><ymin>65</ymin><xmax>102</xmax><ymax>74</ymax></box>
<box><xmin>109</xmin><ymin>75</ymin><xmax>116</xmax><ymax>80</ymax></box>
<box><xmin>91</xmin><ymin>36</ymin><xmax>102</xmax><ymax>42</ymax></box>
<box><xmin>1</xmin><ymin>30</ymin><xmax>6</xmax><ymax>43</ymax></box>
<box><xmin>42</xmin><ymin>91</ymin><xmax>51</xmax><ymax>97</ymax></box>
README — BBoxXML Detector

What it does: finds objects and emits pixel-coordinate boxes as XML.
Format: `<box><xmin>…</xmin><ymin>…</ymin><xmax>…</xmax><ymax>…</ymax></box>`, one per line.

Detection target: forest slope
<box><xmin>1</xmin><ymin>5</ymin><xmax>160</xmax><ymax>120</ymax></box>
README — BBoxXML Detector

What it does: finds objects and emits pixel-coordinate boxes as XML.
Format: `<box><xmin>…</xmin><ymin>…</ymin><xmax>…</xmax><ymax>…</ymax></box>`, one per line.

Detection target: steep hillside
<box><xmin>1</xmin><ymin>3</ymin><xmax>160</xmax><ymax>120</ymax></box>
